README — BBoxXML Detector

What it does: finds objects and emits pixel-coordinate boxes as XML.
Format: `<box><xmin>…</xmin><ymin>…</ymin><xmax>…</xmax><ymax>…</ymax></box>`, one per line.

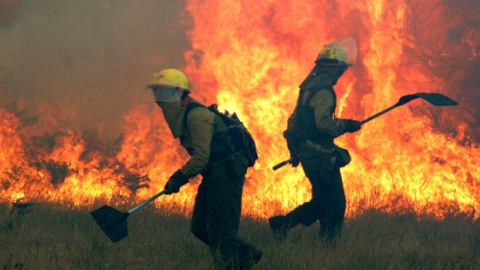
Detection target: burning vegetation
<box><xmin>1</xmin><ymin>0</ymin><xmax>479</xmax><ymax>220</ymax></box>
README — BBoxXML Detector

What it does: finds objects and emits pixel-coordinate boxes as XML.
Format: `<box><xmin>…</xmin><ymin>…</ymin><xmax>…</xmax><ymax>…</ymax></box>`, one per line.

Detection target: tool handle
<box><xmin>360</xmin><ymin>104</ymin><xmax>398</xmax><ymax>125</ymax></box>
<box><xmin>272</xmin><ymin>153</ymin><xmax>302</xmax><ymax>170</ymax></box>
<box><xmin>272</xmin><ymin>159</ymin><xmax>292</xmax><ymax>170</ymax></box>
<box><xmin>128</xmin><ymin>189</ymin><xmax>167</xmax><ymax>214</ymax></box>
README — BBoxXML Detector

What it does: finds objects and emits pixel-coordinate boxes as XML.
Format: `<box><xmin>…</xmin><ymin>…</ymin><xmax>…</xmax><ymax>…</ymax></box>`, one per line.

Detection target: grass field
<box><xmin>1</xmin><ymin>202</ymin><xmax>479</xmax><ymax>270</ymax></box>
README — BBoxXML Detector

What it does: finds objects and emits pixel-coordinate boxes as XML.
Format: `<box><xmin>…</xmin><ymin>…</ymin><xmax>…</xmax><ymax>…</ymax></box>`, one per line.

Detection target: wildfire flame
<box><xmin>1</xmin><ymin>0</ymin><xmax>479</xmax><ymax>220</ymax></box>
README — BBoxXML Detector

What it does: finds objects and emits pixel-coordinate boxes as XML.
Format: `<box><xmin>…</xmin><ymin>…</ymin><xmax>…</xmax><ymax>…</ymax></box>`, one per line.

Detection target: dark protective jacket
<box><xmin>285</xmin><ymin>86</ymin><xmax>350</xmax><ymax>153</ymax></box>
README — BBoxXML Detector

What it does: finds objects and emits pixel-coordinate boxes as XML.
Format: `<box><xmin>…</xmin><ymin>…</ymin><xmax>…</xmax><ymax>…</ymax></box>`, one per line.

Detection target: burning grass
<box><xmin>1</xmin><ymin>202</ymin><xmax>479</xmax><ymax>269</ymax></box>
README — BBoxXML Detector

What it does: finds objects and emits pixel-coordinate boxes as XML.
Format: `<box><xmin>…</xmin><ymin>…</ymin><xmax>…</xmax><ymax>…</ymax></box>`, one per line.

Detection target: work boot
<box><xmin>268</xmin><ymin>215</ymin><xmax>291</xmax><ymax>240</ymax></box>
<box><xmin>239</xmin><ymin>246</ymin><xmax>262</xmax><ymax>270</ymax></box>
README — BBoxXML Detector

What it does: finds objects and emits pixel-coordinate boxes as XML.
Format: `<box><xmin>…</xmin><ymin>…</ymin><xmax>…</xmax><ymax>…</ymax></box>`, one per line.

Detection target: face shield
<box><xmin>317</xmin><ymin>37</ymin><xmax>358</xmax><ymax>67</ymax></box>
<box><xmin>139</xmin><ymin>85</ymin><xmax>185</xmax><ymax>103</ymax></box>
<box><xmin>299</xmin><ymin>37</ymin><xmax>358</xmax><ymax>89</ymax></box>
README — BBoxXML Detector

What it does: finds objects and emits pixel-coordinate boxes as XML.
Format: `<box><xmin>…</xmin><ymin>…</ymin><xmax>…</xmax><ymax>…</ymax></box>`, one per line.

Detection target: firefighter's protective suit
<box><xmin>149</xmin><ymin>69</ymin><xmax>261</xmax><ymax>269</ymax></box>
<box><xmin>269</xmin><ymin>37</ymin><xmax>361</xmax><ymax>242</ymax></box>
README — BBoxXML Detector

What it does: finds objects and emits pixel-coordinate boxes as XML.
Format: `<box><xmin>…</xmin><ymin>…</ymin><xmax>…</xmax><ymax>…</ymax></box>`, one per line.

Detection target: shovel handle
<box><xmin>360</xmin><ymin>104</ymin><xmax>398</xmax><ymax>125</ymax></box>
<box><xmin>128</xmin><ymin>189</ymin><xmax>167</xmax><ymax>214</ymax></box>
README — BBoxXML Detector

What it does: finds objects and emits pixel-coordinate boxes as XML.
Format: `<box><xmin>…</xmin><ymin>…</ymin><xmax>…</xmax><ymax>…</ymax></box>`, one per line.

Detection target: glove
<box><xmin>286</xmin><ymin>141</ymin><xmax>301</xmax><ymax>167</ymax></box>
<box><xmin>164</xmin><ymin>170</ymin><xmax>189</xmax><ymax>194</ymax></box>
<box><xmin>343</xmin><ymin>119</ymin><xmax>362</xmax><ymax>133</ymax></box>
<box><xmin>284</xmin><ymin>129</ymin><xmax>302</xmax><ymax>168</ymax></box>
<box><xmin>290</xmin><ymin>154</ymin><xmax>301</xmax><ymax>168</ymax></box>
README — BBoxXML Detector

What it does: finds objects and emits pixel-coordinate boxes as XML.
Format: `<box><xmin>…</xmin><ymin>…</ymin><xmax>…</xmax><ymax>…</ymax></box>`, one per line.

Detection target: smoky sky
<box><xmin>0</xmin><ymin>0</ymin><xmax>191</xmax><ymax>140</ymax></box>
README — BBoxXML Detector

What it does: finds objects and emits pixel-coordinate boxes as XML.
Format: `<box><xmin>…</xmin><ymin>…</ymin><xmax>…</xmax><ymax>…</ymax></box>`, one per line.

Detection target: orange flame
<box><xmin>1</xmin><ymin>0</ymin><xmax>479</xmax><ymax>220</ymax></box>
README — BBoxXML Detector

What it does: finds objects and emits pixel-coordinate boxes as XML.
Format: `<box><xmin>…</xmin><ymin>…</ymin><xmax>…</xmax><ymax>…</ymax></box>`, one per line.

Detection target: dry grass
<box><xmin>1</xmin><ymin>202</ymin><xmax>479</xmax><ymax>270</ymax></box>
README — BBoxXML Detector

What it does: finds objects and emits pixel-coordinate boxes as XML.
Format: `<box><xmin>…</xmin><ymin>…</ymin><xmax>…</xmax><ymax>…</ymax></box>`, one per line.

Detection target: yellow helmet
<box><xmin>148</xmin><ymin>69</ymin><xmax>190</xmax><ymax>91</ymax></box>
<box><xmin>316</xmin><ymin>37</ymin><xmax>357</xmax><ymax>67</ymax></box>
<box><xmin>316</xmin><ymin>45</ymin><xmax>349</xmax><ymax>66</ymax></box>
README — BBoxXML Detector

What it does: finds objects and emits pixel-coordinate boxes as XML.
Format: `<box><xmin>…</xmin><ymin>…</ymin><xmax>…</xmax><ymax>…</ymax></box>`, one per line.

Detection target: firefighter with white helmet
<box><xmin>145</xmin><ymin>68</ymin><xmax>262</xmax><ymax>269</ymax></box>
<box><xmin>269</xmin><ymin>37</ymin><xmax>362</xmax><ymax>242</ymax></box>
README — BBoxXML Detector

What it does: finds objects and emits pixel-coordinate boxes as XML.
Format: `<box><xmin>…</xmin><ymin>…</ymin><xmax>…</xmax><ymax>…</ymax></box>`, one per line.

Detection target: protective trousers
<box><xmin>289</xmin><ymin>154</ymin><xmax>346</xmax><ymax>241</ymax></box>
<box><xmin>191</xmin><ymin>160</ymin><xmax>256</xmax><ymax>269</ymax></box>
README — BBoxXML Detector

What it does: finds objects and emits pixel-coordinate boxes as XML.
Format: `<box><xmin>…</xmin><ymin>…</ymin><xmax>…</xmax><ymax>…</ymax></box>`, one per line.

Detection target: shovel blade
<box><xmin>413</xmin><ymin>93</ymin><xmax>458</xmax><ymax>106</ymax></box>
<box><xmin>397</xmin><ymin>93</ymin><xmax>458</xmax><ymax>106</ymax></box>
<box><xmin>397</xmin><ymin>94</ymin><xmax>420</xmax><ymax>105</ymax></box>
<box><xmin>90</xmin><ymin>205</ymin><xmax>129</xmax><ymax>243</ymax></box>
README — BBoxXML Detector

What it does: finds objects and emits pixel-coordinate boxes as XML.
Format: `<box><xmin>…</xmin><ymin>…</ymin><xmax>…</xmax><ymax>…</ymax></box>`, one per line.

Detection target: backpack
<box><xmin>185</xmin><ymin>102</ymin><xmax>259</xmax><ymax>167</ymax></box>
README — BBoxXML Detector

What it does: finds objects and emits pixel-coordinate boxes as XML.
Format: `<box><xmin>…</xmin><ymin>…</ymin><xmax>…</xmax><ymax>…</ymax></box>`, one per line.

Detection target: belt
<box><xmin>305</xmin><ymin>140</ymin><xmax>334</xmax><ymax>153</ymax></box>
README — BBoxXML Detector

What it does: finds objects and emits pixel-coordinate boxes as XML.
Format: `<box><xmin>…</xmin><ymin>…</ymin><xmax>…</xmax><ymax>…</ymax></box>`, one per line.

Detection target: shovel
<box><xmin>272</xmin><ymin>92</ymin><xmax>457</xmax><ymax>170</ymax></box>
<box><xmin>359</xmin><ymin>92</ymin><xmax>457</xmax><ymax>124</ymax></box>
<box><xmin>90</xmin><ymin>189</ymin><xmax>167</xmax><ymax>243</ymax></box>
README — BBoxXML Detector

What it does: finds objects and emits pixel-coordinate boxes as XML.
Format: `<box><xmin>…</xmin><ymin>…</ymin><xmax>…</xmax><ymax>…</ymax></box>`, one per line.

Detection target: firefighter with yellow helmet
<box><xmin>145</xmin><ymin>69</ymin><xmax>262</xmax><ymax>269</ymax></box>
<box><xmin>269</xmin><ymin>37</ymin><xmax>362</xmax><ymax>242</ymax></box>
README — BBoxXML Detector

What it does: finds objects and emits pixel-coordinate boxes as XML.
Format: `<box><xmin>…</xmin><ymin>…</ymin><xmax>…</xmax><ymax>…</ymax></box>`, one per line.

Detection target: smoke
<box><xmin>0</xmin><ymin>0</ymin><xmax>191</xmax><ymax>140</ymax></box>
<box><xmin>0</xmin><ymin>0</ymin><xmax>20</xmax><ymax>26</ymax></box>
